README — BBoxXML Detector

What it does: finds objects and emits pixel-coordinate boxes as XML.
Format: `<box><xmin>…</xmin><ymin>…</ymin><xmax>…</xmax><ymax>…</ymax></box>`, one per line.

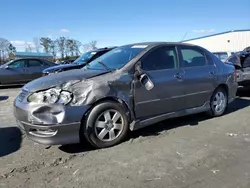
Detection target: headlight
<box><xmin>27</xmin><ymin>88</ymin><xmax>73</xmax><ymax>105</ymax></box>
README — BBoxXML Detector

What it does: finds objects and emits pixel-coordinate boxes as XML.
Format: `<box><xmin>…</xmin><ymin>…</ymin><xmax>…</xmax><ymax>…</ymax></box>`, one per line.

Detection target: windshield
<box><xmin>0</xmin><ymin>60</ymin><xmax>13</xmax><ymax>68</ymax></box>
<box><xmin>83</xmin><ymin>45</ymin><xmax>147</xmax><ymax>70</ymax></box>
<box><xmin>74</xmin><ymin>51</ymin><xmax>97</xmax><ymax>64</ymax></box>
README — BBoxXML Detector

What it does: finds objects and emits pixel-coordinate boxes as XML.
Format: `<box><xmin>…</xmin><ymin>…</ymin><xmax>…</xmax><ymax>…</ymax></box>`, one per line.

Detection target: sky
<box><xmin>0</xmin><ymin>0</ymin><xmax>250</xmax><ymax>51</ymax></box>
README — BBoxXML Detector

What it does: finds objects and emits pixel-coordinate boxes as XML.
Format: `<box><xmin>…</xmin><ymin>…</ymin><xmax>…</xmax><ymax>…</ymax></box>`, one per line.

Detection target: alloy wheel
<box><xmin>94</xmin><ymin>109</ymin><xmax>124</xmax><ymax>141</ymax></box>
<box><xmin>213</xmin><ymin>91</ymin><xmax>227</xmax><ymax>113</ymax></box>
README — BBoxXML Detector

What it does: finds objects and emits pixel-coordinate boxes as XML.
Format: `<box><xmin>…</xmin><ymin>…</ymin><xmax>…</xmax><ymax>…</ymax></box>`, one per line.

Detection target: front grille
<box><xmin>18</xmin><ymin>89</ymin><xmax>29</xmax><ymax>102</ymax></box>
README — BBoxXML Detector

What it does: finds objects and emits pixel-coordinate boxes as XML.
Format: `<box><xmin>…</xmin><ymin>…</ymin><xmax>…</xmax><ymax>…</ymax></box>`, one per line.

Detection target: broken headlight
<box><xmin>27</xmin><ymin>88</ymin><xmax>73</xmax><ymax>105</ymax></box>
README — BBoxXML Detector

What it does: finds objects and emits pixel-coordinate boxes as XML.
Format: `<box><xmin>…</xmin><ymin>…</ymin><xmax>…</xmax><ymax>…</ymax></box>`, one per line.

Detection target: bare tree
<box><xmin>40</xmin><ymin>37</ymin><xmax>52</xmax><ymax>53</ymax></box>
<box><xmin>0</xmin><ymin>38</ymin><xmax>11</xmax><ymax>63</ymax></box>
<box><xmin>89</xmin><ymin>40</ymin><xmax>97</xmax><ymax>50</ymax></box>
<box><xmin>28</xmin><ymin>44</ymin><xmax>32</xmax><ymax>52</ymax></box>
<box><xmin>33</xmin><ymin>37</ymin><xmax>41</xmax><ymax>53</ymax></box>
<box><xmin>56</xmin><ymin>37</ymin><xmax>66</xmax><ymax>58</ymax></box>
<box><xmin>25</xmin><ymin>45</ymin><xmax>29</xmax><ymax>52</ymax></box>
<box><xmin>49</xmin><ymin>40</ymin><xmax>58</xmax><ymax>59</ymax></box>
<box><xmin>65</xmin><ymin>39</ymin><xmax>81</xmax><ymax>57</ymax></box>
<box><xmin>73</xmin><ymin>40</ymin><xmax>81</xmax><ymax>56</ymax></box>
<box><xmin>65</xmin><ymin>38</ymin><xmax>73</xmax><ymax>57</ymax></box>
<box><xmin>83</xmin><ymin>40</ymin><xmax>97</xmax><ymax>52</ymax></box>
<box><xmin>25</xmin><ymin>42</ymin><xmax>32</xmax><ymax>52</ymax></box>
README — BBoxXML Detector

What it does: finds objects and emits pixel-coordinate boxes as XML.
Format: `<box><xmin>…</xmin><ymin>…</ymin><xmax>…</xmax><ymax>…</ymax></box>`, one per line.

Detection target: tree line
<box><xmin>0</xmin><ymin>36</ymin><xmax>98</xmax><ymax>63</ymax></box>
<box><xmin>31</xmin><ymin>37</ymin><xmax>98</xmax><ymax>60</ymax></box>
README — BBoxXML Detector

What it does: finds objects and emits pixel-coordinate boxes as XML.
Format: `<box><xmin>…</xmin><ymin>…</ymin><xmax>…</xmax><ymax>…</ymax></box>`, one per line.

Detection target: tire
<box><xmin>207</xmin><ymin>87</ymin><xmax>228</xmax><ymax>117</ymax></box>
<box><xmin>82</xmin><ymin>101</ymin><xmax>129</xmax><ymax>148</ymax></box>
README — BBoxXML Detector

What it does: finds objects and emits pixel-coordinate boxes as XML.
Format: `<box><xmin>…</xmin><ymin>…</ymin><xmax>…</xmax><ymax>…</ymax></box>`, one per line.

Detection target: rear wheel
<box><xmin>82</xmin><ymin>101</ymin><xmax>129</xmax><ymax>148</ymax></box>
<box><xmin>208</xmin><ymin>87</ymin><xmax>228</xmax><ymax>117</ymax></box>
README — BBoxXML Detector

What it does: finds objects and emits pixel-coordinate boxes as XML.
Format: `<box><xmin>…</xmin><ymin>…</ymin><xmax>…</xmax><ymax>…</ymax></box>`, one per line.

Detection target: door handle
<box><xmin>174</xmin><ymin>73</ymin><xmax>183</xmax><ymax>79</ymax></box>
<box><xmin>209</xmin><ymin>71</ymin><xmax>215</xmax><ymax>75</ymax></box>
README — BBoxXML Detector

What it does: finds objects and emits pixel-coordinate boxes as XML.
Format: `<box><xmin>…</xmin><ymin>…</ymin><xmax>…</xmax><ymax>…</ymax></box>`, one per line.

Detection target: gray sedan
<box><xmin>0</xmin><ymin>58</ymin><xmax>55</xmax><ymax>86</ymax></box>
<box><xmin>14</xmin><ymin>42</ymin><xmax>238</xmax><ymax>148</ymax></box>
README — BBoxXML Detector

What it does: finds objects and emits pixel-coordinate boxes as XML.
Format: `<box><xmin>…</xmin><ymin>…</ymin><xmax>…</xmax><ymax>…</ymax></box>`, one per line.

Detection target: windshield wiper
<box><xmin>97</xmin><ymin>61</ymin><xmax>112</xmax><ymax>71</ymax></box>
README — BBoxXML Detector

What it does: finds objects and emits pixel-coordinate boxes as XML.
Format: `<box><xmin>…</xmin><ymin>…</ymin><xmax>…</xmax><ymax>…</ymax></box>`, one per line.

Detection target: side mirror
<box><xmin>4</xmin><ymin>65</ymin><xmax>9</xmax><ymax>69</ymax></box>
<box><xmin>139</xmin><ymin>73</ymin><xmax>154</xmax><ymax>90</ymax></box>
<box><xmin>134</xmin><ymin>61</ymin><xmax>154</xmax><ymax>90</ymax></box>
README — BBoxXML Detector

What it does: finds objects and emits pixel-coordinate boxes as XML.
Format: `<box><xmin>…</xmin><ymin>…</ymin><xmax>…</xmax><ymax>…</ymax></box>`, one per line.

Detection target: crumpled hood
<box><xmin>24</xmin><ymin>69</ymin><xmax>109</xmax><ymax>92</ymax></box>
<box><xmin>43</xmin><ymin>64</ymin><xmax>79</xmax><ymax>73</ymax></box>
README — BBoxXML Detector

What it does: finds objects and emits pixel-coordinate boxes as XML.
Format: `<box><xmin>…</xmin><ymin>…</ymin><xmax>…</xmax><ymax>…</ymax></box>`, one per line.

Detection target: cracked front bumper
<box><xmin>14</xmin><ymin>98</ymin><xmax>90</xmax><ymax>145</ymax></box>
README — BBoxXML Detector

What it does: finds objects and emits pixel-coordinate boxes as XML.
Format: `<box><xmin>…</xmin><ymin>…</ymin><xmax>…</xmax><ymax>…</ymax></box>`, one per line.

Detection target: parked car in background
<box><xmin>213</xmin><ymin>52</ymin><xmax>233</xmax><ymax>62</ymax></box>
<box><xmin>243</xmin><ymin>46</ymin><xmax>250</xmax><ymax>52</ymax></box>
<box><xmin>226</xmin><ymin>50</ymin><xmax>250</xmax><ymax>87</ymax></box>
<box><xmin>14</xmin><ymin>42</ymin><xmax>237</xmax><ymax>148</ymax></box>
<box><xmin>43</xmin><ymin>47</ymin><xmax>116</xmax><ymax>75</ymax></box>
<box><xmin>0</xmin><ymin>58</ymin><xmax>56</xmax><ymax>86</ymax></box>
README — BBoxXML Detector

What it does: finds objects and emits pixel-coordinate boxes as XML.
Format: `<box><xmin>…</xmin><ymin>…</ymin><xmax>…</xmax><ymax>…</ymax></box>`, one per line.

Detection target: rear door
<box><xmin>26</xmin><ymin>59</ymin><xmax>48</xmax><ymax>80</ymax></box>
<box><xmin>178</xmin><ymin>45</ymin><xmax>217</xmax><ymax>109</ymax></box>
<box><xmin>1</xmin><ymin>59</ymin><xmax>29</xmax><ymax>84</ymax></box>
<box><xmin>134</xmin><ymin>45</ymin><xmax>186</xmax><ymax>119</ymax></box>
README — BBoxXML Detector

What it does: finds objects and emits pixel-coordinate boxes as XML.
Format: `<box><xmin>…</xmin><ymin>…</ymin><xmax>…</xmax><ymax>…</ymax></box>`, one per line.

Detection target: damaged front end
<box><xmin>14</xmin><ymin>81</ymin><xmax>91</xmax><ymax>145</ymax></box>
<box><xmin>13</xmin><ymin>69</ymin><xmax>134</xmax><ymax>145</ymax></box>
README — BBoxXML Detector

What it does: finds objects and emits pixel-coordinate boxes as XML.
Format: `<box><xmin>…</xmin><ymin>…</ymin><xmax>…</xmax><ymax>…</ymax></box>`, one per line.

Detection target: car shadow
<box><xmin>59</xmin><ymin>139</ymin><xmax>95</xmax><ymax>154</ymax></box>
<box><xmin>0</xmin><ymin>96</ymin><xmax>9</xmax><ymax>101</ymax></box>
<box><xmin>0</xmin><ymin>85</ymin><xmax>22</xmax><ymax>90</ymax></box>
<box><xmin>0</xmin><ymin>126</ymin><xmax>22</xmax><ymax>157</ymax></box>
<box><xmin>237</xmin><ymin>88</ymin><xmax>250</xmax><ymax>97</ymax></box>
<box><xmin>59</xmin><ymin>97</ymin><xmax>250</xmax><ymax>154</ymax></box>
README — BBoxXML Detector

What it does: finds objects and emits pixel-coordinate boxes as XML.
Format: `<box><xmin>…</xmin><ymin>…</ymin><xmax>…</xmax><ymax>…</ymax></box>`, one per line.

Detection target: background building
<box><xmin>9</xmin><ymin>52</ymin><xmax>53</xmax><ymax>61</ymax></box>
<box><xmin>182</xmin><ymin>29</ymin><xmax>250</xmax><ymax>53</ymax></box>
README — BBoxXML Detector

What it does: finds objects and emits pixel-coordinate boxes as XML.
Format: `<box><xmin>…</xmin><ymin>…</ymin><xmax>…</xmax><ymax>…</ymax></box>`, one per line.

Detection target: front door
<box><xmin>178</xmin><ymin>45</ymin><xmax>217</xmax><ymax>109</ymax></box>
<box><xmin>134</xmin><ymin>45</ymin><xmax>186</xmax><ymax>119</ymax></box>
<box><xmin>1</xmin><ymin>59</ymin><xmax>29</xmax><ymax>85</ymax></box>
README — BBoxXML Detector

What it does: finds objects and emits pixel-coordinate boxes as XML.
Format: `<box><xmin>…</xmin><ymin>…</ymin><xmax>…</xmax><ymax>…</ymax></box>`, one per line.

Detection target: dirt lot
<box><xmin>1</xmin><ymin>87</ymin><xmax>250</xmax><ymax>188</ymax></box>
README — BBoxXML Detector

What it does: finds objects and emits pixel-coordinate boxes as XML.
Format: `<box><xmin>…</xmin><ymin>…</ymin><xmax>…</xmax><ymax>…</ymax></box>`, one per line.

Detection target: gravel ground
<box><xmin>1</xmin><ymin>87</ymin><xmax>250</xmax><ymax>188</ymax></box>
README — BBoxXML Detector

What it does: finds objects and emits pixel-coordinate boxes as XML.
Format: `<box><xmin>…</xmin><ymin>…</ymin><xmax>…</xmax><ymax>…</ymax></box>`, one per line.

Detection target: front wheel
<box><xmin>208</xmin><ymin>87</ymin><xmax>228</xmax><ymax>117</ymax></box>
<box><xmin>82</xmin><ymin>101</ymin><xmax>129</xmax><ymax>148</ymax></box>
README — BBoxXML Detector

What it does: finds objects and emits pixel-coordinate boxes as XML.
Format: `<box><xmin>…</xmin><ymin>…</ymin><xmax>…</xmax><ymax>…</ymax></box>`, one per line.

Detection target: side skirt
<box><xmin>130</xmin><ymin>101</ymin><xmax>210</xmax><ymax>131</ymax></box>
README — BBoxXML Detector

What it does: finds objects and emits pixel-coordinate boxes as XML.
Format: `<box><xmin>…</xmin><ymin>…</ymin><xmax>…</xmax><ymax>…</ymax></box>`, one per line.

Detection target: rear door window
<box><xmin>179</xmin><ymin>46</ymin><xmax>207</xmax><ymax>68</ymax></box>
<box><xmin>27</xmin><ymin>59</ymin><xmax>44</xmax><ymax>67</ymax></box>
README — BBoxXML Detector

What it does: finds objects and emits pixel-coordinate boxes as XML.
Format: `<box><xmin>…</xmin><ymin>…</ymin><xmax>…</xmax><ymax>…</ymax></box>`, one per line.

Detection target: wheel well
<box><xmin>81</xmin><ymin>97</ymin><xmax>132</xmax><ymax>125</ymax></box>
<box><xmin>217</xmin><ymin>84</ymin><xmax>229</xmax><ymax>96</ymax></box>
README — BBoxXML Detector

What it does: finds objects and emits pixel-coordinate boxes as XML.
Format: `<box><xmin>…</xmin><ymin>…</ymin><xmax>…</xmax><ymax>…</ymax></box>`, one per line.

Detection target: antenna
<box><xmin>180</xmin><ymin>32</ymin><xmax>188</xmax><ymax>42</ymax></box>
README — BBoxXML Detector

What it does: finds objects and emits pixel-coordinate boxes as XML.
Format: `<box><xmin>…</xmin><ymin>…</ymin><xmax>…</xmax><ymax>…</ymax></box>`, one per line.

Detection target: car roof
<box><xmin>213</xmin><ymin>52</ymin><xmax>228</xmax><ymax>54</ymax></box>
<box><xmin>89</xmin><ymin>43</ymin><xmax>197</xmax><ymax>53</ymax></box>
<box><xmin>13</xmin><ymin>58</ymin><xmax>47</xmax><ymax>60</ymax></box>
<box><xmin>126</xmin><ymin>42</ymin><xmax>196</xmax><ymax>46</ymax></box>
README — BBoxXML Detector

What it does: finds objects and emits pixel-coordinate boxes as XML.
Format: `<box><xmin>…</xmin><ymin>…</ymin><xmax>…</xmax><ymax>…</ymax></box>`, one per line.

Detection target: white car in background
<box><xmin>213</xmin><ymin>52</ymin><xmax>234</xmax><ymax>62</ymax></box>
